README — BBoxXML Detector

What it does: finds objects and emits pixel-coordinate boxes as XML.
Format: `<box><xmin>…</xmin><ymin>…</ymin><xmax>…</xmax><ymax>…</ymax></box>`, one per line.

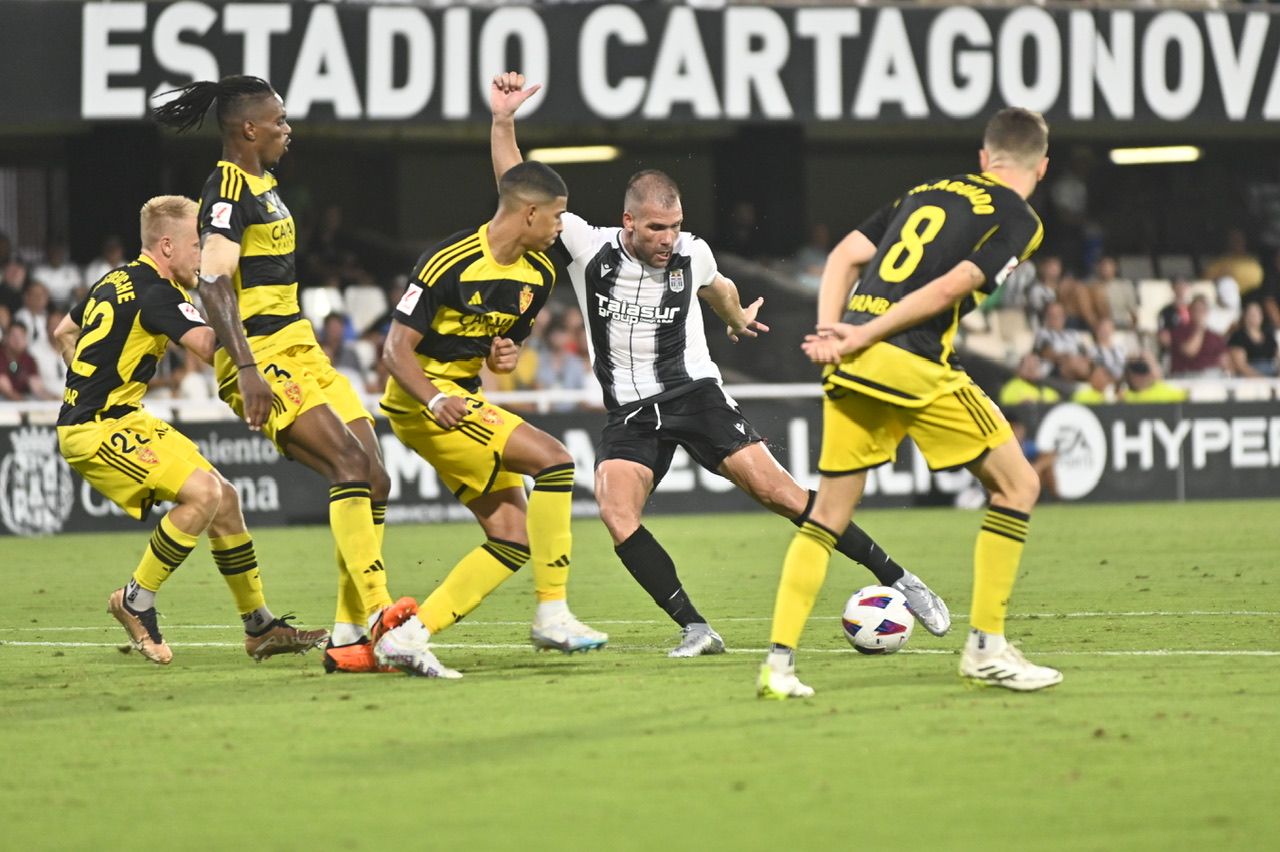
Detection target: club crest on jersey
<box><xmin>519</xmin><ymin>285</ymin><xmax>534</xmax><ymax>314</ymax></box>
<box><xmin>480</xmin><ymin>407</ymin><xmax>504</xmax><ymax>426</ymax></box>
<box><xmin>283</xmin><ymin>380</ymin><xmax>303</xmax><ymax>407</ymax></box>
<box><xmin>136</xmin><ymin>446</ymin><xmax>159</xmax><ymax>465</ymax></box>
<box><xmin>667</xmin><ymin>269</ymin><xmax>685</xmax><ymax>293</ymax></box>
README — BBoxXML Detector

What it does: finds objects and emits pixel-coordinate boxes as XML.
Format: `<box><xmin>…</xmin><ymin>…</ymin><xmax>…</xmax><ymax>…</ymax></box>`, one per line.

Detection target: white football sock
<box><xmin>535</xmin><ymin>599</ymin><xmax>569</xmax><ymax>624</ymax></box>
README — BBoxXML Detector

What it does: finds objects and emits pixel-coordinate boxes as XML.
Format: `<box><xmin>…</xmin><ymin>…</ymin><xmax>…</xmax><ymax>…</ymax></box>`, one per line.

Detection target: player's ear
<box><xmin>622</xmin><ymin>210</ymin><xmax>634</xmax><ymax>232</ymax></box>
<box><xmin>241</xmin><ymin>118</ymin><xmax>257</xmax><ymax>143</ymax></box>
<box><xmin>979</xmin><ymin>148</ymin><xmax>990</xmax><ymax>171</ymax></box>
<box><xmin>1037</xmin><ymin>157</ymin><xmax>1049</xmax><ymax>182</ymax></box>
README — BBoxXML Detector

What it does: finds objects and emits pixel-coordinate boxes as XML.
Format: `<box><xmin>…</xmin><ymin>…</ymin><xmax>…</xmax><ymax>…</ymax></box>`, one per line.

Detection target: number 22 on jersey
<box><xmin>879</xmin><ymin>205</ymin><xmax>947</xmax><ymax>284</ymax></box>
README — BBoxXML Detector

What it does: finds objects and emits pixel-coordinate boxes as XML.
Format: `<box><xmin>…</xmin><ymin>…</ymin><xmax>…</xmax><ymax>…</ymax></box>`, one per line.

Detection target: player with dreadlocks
<box><xmin>153</xmin><ymin>76</ymin><xmax>443</xmax><ymax>677</ymax></box>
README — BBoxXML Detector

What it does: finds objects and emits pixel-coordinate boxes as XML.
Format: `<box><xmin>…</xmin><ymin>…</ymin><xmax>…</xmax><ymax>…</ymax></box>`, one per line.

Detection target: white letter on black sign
<box><xmin>1205</xmin><ymin>12</ymin><xmax>1267</xmax><ymax>121</ymax></box>
<box><xmin>997</xmin><ymin>7</ymin><xmax>1062</xmax><ymax>113</ymax></box>
<box><xmin>854</xmin><ymin>8</ymin><xmax>928</xmax><ymax>119</ymax></box>
<box><xmin>580</xmin><ymin>5</ymin><xmax>648</xmax><ymax>119</ymax></box>
<box><xmin>1069</xmin><ymin>10</ymin><xmax>1134</xmax><ymax>120</ymax></box>
<box><xmin>644</xmin><ymin>7</ymin><xmax>722</xmax><ymax>119</ymax></box>
<box><xmin>82</xmin><ymin>1</ymin><xmax>146</xmax><ymax>119</ymax></box>
<box><xmin>479</xmin><ymin>8</ymin><xmax>549</xmax><ymax>116</ymax></box>
<box><xmin>288</xmin><ymin>4</ymin><xmax>362</xmax><ymax>118</ymax></box>
<box><xmin>795</xmin><ymin>8</ymin><xmax>859</xmax><ymax>120</ymax></box>
<box><xmin>928</xmin><ymin>7</ymin><xmax>992</xmax><ymax>119</ymax></box>
<box><xmin>153</xmin><ymin>2</ymin><xmax>218</xmax><ymax>94</ymax></box>
<box><xmin>367</xmin><ymin>6</ymin><xmax>434</xmax><ymax>119</ymax></box>
<box><xmin>224</xmin><ymin>3</ymin><xmax>291</xmax><ymax>81</ymax></box>
<box><xmin>1142</xmin><ymin>11</ymin><xmax>1204</xmax><ymax>121</ymax></box>
<box><xmin>724</xmin><ymin>7</ymin><xmax>792</xmax><ymax>119</ymax></box>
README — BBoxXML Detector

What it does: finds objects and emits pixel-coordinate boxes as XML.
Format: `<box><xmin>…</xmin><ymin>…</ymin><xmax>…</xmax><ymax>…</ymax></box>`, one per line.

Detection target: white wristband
<box><xmin>427</xmin><ymin>392</ymin><xmax>450</xmax><ymax>415</ymax></box>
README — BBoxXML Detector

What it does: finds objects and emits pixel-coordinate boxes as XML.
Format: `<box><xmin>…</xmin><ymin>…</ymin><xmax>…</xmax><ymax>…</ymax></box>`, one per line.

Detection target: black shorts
<box><xmin>597</xmin><ymin>382</ymin><xmax>764</xmax><ymax>486</ymax></box>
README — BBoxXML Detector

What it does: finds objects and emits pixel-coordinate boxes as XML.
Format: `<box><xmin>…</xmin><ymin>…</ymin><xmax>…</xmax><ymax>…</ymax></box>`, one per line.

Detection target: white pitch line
<box><xmin>1</xmin><ymin>610</ymin><xmax>1277</xmax><ymax>633</ymax></box>
<box><xmin>1</xmin><ymin>640</ymin><xmax>1277</xmax><ymax>657</ymax></box>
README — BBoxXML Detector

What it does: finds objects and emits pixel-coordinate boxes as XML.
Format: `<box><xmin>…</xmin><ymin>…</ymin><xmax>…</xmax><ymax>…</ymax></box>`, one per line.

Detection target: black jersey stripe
<box><xmin>418</xmin><ymin>236</ymin><xmax>482</xmax><ymax>287</ymax></box>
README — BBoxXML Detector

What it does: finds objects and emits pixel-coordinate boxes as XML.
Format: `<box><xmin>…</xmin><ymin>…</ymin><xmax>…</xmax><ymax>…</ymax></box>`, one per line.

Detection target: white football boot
<box><xmin>668</xmin><ymin>623</ymin><xmax>726</xmax><ymax>658</ymax></box>
<box><xmin>757</xmin><ymin>662</ymin><xmax>815</xmax><ymax>700</ymax></box>
<box><xmin>892</xmin><ymin>570</ymin><xmax>952</xmax><ymax>636</ymax></box>
<box><xmin>530</xmin><ymin>611</ymin><xmax>608</xmax><ymax>653</ymax></box>
<box><xmin>374</xmin><ymin>616</ymin><xmax>462</xmax><ymax>679</ymax></box>
<box><xmin>959</xmin><ymin>631</ymin><xmax>1062</xmax><ymax>692</ymax></box>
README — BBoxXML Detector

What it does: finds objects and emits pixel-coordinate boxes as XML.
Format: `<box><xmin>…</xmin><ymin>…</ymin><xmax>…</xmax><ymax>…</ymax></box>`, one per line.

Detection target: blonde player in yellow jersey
<box><xmin>54</xmin><ymin>196</ymin><xmax>327</xmax><ymax>664</ymax></box>
<box><xmin>760</xmin><ymin>108</ymin><xmax>1063</xmax><ymax>698</ymax></box>
<box><xmin>152</xmin><ymin>77</ymin><xmax>429</xmax><ymax>675</ymax></box>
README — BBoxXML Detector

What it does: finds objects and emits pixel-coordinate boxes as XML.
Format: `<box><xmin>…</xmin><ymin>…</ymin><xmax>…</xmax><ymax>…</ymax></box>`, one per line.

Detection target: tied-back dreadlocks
<box><xmin>151</xmin><ymin>75</ymin><xmax>276</xmax><ymax>134</ymax></box>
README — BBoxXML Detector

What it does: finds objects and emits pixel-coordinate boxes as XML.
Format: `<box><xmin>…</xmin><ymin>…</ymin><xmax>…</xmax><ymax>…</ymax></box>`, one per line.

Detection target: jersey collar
<box><xmin>979</xmin><ymin>170</ymin><xmax>1012</xmax><ymax>189</ymax></box>
<box><xmin>216</xmin><ymin>160</ymin><xmax>278</xmax><ymax>195</ymax></box>
<box><xmin>478</xmin><ymin>222</ymin><xmax>521</xmax><ymax>269</ymax></box>
<box><xmin>135</xmin><ymin>253</ymin><xmax>160</xmax><ymax>273</ymax></box>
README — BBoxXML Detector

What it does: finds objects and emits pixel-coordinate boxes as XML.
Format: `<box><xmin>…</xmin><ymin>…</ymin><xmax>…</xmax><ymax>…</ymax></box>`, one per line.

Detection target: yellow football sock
<box><xmin>419</xmin><ymin>539</ymin><xmax>529</xmax><ymax>634</ymax></box>
<box><xmin>210</xmin><ymin>531</ymin><xmax>265</xmax><ymax>616</ymax></box>
<box><xmin>971</xmin><ymin>506</ymin><xmax>1030</xmax><ymax>634</ymax></box>
<box><xmin>769</xmin><ymin>521</ymin><xmax>837</xmax><ymax>649</ymax></box>
<box><xmin>329</xmin><ymin>482</ymin><xmax>391</xmax><ymax>617</ymax></box>
<box><xmin>132</xmin><ymin>514</ymin><xmax>199</xmax><ymax>591</ymax></box>
<box><xmin>528</xmin><ymin>463</ymin><xmax>574</xmax><ymax>603</ymax></box>
<box><xmin>333</xmin><ymin>500</ymin><xmax>386</xmax><ymax>627</ymax></box>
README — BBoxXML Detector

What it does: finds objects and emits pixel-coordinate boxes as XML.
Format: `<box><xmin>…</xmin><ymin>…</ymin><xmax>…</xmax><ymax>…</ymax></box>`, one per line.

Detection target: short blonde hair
<box><xmin>139</xmin><ymin>195</ymin><xmax>198</xmax><ymax>249</ymax></box>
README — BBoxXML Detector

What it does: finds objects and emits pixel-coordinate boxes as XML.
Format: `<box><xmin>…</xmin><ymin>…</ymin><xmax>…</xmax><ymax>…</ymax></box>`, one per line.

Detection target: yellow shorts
<box><xmin>57</xmin><ymin>410</ymin><xmax>213</xmax><ymax>520</ymax></box>
<box><xmin>216</xmin><ymin>343</ymin><xmax>373</xmax><ymax>453</ymax></box>
<box><xmin>382</xmin><ymin>381</ymin><xmax>526</xmax><ymax>504</ymax></box>
<box><xmin>819</xmin><ymin>382</ymin><xmax>1013</xmax><ymax>474</ymax></box>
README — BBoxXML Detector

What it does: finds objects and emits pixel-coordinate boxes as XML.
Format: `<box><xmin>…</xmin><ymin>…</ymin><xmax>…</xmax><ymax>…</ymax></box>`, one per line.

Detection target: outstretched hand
<box><xmin>728</xmin><ymin>296</ymin><xmax>770</xmax><ymax>343</ymax></box>
<box><xmin>802</xmin><ymin>322</ymin><xmax>869</xmax><ymax>364</ymax></box>
<box><xmin>490</xmin><ymin>72</ymin><xmax>541</xmax><ymax>118</ymax></box>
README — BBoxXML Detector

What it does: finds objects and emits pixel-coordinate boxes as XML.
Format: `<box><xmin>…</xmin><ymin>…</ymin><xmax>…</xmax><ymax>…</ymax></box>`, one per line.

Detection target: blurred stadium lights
<box><xmin>526</xmin><ymin>145</ymin><xmax>622</xmax><ymax>164</ymax></box>
<box><xmin>1108</xmin><ymin>145</ymin><xmax>1203</xmax><ymax>166</ymax></box>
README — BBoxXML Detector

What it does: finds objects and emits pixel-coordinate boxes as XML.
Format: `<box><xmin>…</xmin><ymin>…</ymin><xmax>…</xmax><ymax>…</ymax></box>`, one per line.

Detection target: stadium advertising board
<box><xmin>4</xmin><ymin>2</ymin><xmax>1280</xmax><ymax>127</ymax></box>
<box><xmin>2</xmin><ymin>400</ymin><xmax>1278</xmax><ymax>536</ymax></box>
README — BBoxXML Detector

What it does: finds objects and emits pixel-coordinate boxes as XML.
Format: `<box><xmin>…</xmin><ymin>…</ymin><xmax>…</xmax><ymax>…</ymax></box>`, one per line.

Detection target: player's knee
<box><xmin>181</xmin><ymin>470</ymin><xmax>223</xmax><ymax>522</ymax></box>
<box><xmin>217</xmin><ymin>478</ymin><xmax>242</xmax><ymax>515</ymax></box>
<box><xmin>330</xmin><ymin>436</ymin><xmax>371</xmax><ymax>483</ymax></box>
<box><xmin>597</xmin><ymin>498</ymin><xmax>641</xmax><ymax>541</ymax></box>
<box><xmin>996</xmin><ymin>461</ymin><xmax>1040</xmax><ymax>512</ymax></box>
<box><xmin>366</xmin><ymin>455</ymin><xmax>391</xmax><ymax>500</ymax></box>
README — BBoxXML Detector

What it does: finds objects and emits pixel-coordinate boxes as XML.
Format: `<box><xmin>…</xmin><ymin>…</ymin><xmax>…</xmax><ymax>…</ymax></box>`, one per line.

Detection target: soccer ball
<box><xmin>841</xmin><ymin>585</ymin><xmax>915</xmax><ymax>655</ymax></box>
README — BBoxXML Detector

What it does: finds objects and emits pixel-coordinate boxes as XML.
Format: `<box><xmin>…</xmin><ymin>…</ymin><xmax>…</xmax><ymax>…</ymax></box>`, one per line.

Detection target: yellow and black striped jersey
<box><xmin>383</xmin><ymin>224</ymin><xmax>563</xmax><ymax>401</ymax></box>
<box><xmin>57</xmin><ymin>255</ymin><xmax>207</xmax><ymax>426</ymax></box>
<box><xmin>198</xmin><ymin>160</ymin><xmax>310</xmax><ymax>349</ymax></box>
<box><xmin>827</xmin><ymin>171</ymin><xmax>1043</xmax><ymax>407</ymax></box>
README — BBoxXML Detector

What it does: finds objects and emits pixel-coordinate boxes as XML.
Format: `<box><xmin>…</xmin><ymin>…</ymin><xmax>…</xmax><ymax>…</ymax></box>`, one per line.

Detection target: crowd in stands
<box><xmin>0</xmin><ymin>216</ymin><xmax>600</xmax><ymax>409</ymax></box>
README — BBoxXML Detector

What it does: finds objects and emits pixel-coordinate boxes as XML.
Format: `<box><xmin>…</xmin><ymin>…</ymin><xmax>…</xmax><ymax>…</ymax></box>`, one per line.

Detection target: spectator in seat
<box><xmin>0</xmin><ymin>320</ymin><xmax>57</xmax><ymax>400</ymax></box>
<box><xmin>1025</xmin><ymin>254</ymin><xmax>1062</xmax><ymax>326</ymax></box>
<box><xmin>999</xmin><ymin>353</ymin><xmax>1060</xmax><ymax>407</ymax></box>
<box><xmin>1256</xmin><ymin>247</ymin><xmax>1280</xmax><ymax>329</ymax></box>
<box><xmin>1091</xmin><ymin>317</ymin><xmax>1128</xmax><ymax>381</ymax></box>
<box><xmin>83</xmin><ymin>235</ymin><xmax>126</xmax><ymax>289</ymax></box>
<box><xmin>31</xmin><ymin>241</ymin><xmax>83</xmax><ymax>309</ymax></box>
<box><xmin>1097</xmin><ymin>256</ymin><xmax>1138</xmax><ymax>331</ymax></box>
<box><xmin>1072</xmin><ymin>363</ymin><xmax>1117</xmax><ymax>405</ymax></box>
<box><xmin>1227</xmin><ymin>301</ymin><xmax>1278</xmax><ymax>377</ymax></box>
<box><xmin>1169</xmin><ymin>295</ymin><xmax>1228</xmax><ymax>377</ymax></box>
<box><xmin>1157</xmin><ymin>276</ymin><xmax>1192</xmax><ymax>357</ymax></box>
<box><xmin>1</xmin><ymin>259</ymin><xmax>27</xmax><ymax>315</ymax></box>
<box><xmin>1033</xmin><ymin>302</ymin><xmax>1092</xmax><ymax>381</ymax></box>
<box><xmin>1203</xmin><ymin>227</ymin><xmax>1263</xmax><ymax>299</ymax></box>
<box><xmin>318</xmin><ymin>311</ymin><xmax>372</xmax><ymax>392</ymax></box>
<box><xmin>1121</xmin><ymin>356</ymin><xmax>1187</xmax><ymax>403</ymax></box>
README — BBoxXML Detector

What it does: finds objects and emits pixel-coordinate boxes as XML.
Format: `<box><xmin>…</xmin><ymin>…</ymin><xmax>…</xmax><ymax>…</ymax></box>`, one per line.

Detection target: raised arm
<box><xmin>490</xmin><ymin>72</ymin><xmax>542</xmax><ymax>186</ymax></box>
<box><xmin>698</xmin><ymin>275</ymin><xmax>769</xmax><ymax>343</ymax></box>
<box><xmin>197</xmin><ymin>233</ymin><xmax>271</xmax><ymax>430</ymax></box>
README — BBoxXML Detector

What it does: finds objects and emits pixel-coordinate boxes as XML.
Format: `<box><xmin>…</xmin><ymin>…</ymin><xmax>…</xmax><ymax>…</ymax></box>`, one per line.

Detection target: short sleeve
<box><xmin>199</xmin><ymin>168</ymin><xmax>249</xmax><ymax>243</ymax></box>
<box><xmin>69</xmin><ymin>296</ymin><xmax>89</xmax><ymax>326</ymax></box>
<box><xmin>968</xmin><ymin>207</ymin><xmax>1044</xmax><ymax>295</ymax></box>
<box><xmin>855</xmin><ymin>199</ymin><xmax>900</xmax><ymax>246</ymax></box>
<box><xmin>139</xmin><ymin>283</ymin><xmax>207</xmax><ymax>344</ymax></box>
<box><xmin>690</xmin><ymin>237</ymin><xmax>718</xmax><ymax>289</ymax></box>
<box><xmin>559</xmin><ymin>212</ymin><xmax>599</xmax><ymax>265</ymax></box>
<box><xmin>391</xmin><ymin>281</ymin><xmax>433</xmax><ymax>335</ymax></box>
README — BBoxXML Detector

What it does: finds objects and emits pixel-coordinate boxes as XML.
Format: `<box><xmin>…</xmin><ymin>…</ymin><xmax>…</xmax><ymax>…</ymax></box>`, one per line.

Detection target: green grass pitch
<box><xmin>2</xmin><ymin>501</ymin><xmax>1278</xmax><ymax>851</ymax></box>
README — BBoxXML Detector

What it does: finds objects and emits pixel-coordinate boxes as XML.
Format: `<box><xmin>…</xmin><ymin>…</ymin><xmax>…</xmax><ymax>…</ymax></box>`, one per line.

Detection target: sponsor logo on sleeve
<box><xmin>209</xmin><ymin>201</ymin><xmax>233</xmax><ymax>229</ymax></box>
<box><xmin>994</xmin><ymin>255</ymin><xmax>1020</xmax><ymax>287</ymax></box>
<box><xmin>397</xmin><ymin>283</ymin><xmax>423</xmax><ymax>314</ymax></box>
<box><xmin>179</xmin><ymin>302</ymin><xmax>205</xmax><ymax>324</ymax></box>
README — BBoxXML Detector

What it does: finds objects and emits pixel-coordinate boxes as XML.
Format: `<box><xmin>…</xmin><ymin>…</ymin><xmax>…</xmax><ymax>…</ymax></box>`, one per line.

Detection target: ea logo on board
<box><xmin>0</xmin><ymin>427</ymin><xmax>76</xmax><ymax>535</ymax></box>
<box><xmin>1035</xmin><ymin>404</ymin><xmax>1107</xmax><ymax>500</ymax></box>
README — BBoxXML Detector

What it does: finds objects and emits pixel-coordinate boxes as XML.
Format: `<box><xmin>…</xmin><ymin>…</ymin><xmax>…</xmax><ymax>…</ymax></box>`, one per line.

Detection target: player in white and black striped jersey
<box><xmin>491</xmin><ymin>73</ymin><xmax>952</xmax><ymax>656</ymax></box>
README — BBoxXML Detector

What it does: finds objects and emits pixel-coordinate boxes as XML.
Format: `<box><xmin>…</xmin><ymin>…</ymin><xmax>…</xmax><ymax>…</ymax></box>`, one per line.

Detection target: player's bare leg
<box><xmin>204</xmin><ymin>471</ymin><xmax>328</xmax><ymax>661</ymax></box>
<box><xmin>597</xmin><ymin>458</ymin><xmax>721</xmax><ymax>657</ymax></box>
<box><xmin>959</xmin><ymin>440</ymin><xmax>1061</xmax><ymax>691</ymax></box>
<box><xmin>759</xmin><ymin>471</ymin><xmax>865</xmax><ymax>699</ymax></box>
<box><xmin>719</xmin><ymin>442</ymin><xmax>950</xmax><ymax>636</ymax></box>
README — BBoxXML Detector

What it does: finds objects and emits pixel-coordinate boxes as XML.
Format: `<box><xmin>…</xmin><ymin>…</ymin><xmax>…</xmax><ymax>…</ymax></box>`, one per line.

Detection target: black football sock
<box><xmin>791</xmin><ymin>489</ymin><xmax>905</xmax><ymax>586</ymax></box>
<box><xmin>615</xmin><ymin>526</ymin><xmax>706</xmax><ymax>628</ymax></box>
